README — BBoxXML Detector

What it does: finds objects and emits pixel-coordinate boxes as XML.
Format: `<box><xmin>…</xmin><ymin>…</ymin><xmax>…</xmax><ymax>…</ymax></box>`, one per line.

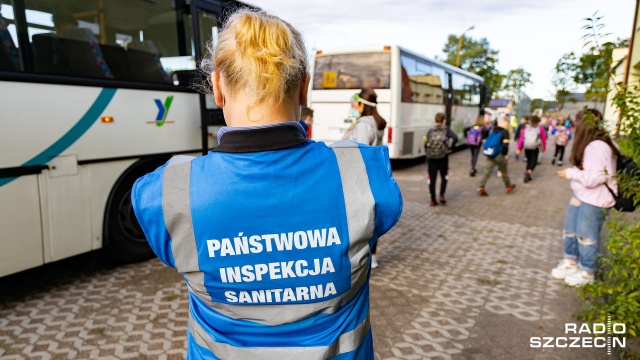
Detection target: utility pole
<box><xmin>456</xmin><ymin>26</ymin><xmax>475</xmax><ymax>68</ymax></box>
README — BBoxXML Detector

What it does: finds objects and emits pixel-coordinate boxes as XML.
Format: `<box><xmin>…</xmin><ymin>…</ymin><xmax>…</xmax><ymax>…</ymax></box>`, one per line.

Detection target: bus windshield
<box><xmin>313</xmin><ymin>52</ymin><xmax>390</xmax><ymax>90</ymax></box>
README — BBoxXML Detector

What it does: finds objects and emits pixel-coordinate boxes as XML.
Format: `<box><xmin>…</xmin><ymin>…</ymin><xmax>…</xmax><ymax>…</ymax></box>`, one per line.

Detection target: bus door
<box><xmin>190</xmin><ymin>2</ymin><xmax>223</xmax><ymax>153</ymax></box>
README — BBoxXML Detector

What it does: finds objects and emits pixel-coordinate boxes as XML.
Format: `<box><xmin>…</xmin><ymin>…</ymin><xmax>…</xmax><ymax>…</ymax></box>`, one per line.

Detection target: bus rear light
<box><xmin>307</xmin><ymin>125</ymin><xmax>312</xmax><ymax>139</ymax></box>
<box><xmin>387</xmin><ymin>126</ymin><xmax>393</xmax><ymax>143</ymax></box>
<box><xmin>101</xmin><ymin>116</ymin><xmax>114</xmax><ymax>123</ymax></box>
<box><xmin>383</xmin><ymin>46</ymin><xmax>391</xmax><ymax>51</ymax></box>
<box><xmin>316</xmin><ymin>50</ymin><xmax>323</xmax><ymax>55</ymax></box>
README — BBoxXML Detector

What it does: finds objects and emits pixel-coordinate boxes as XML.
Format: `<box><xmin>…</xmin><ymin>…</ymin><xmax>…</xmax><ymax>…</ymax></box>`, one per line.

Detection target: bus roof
<box><xmin>314</xmin><ymin>45</ymin><xmax>484</xmax><ymax>83</ymax></box>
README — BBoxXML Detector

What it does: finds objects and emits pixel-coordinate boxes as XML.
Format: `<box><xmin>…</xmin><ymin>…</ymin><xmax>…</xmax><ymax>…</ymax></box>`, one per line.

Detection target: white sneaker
<box><xmin>564</xmin><ymin>270</ymin><xmax>595</xmax><ymax>286</ymax></box>
<box><xmin>371</xmin><ymin>255</ymin><xmax>379</xmax><ymax>269</ymax></box>
<box><xmin>551</xmin><ymin>259</ymin><xmax>578</xmax><ymax>279</ymax></box>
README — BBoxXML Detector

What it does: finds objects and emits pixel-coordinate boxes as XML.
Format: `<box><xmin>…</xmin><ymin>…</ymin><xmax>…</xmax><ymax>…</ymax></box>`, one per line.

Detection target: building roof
<box><xmin>488</xmin><ymin>99</ymin><xmax>511</xmax><ymax>108</ymax></box>
<box><xmin>568</xmin><ymin>93</ymin><xmax>585</xmax><ymax>101</ymax></box>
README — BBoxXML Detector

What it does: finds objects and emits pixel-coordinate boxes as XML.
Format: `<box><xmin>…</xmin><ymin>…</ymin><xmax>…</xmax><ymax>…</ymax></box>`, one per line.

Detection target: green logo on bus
<box><xmin>154</xmin><ymin>96</ymin><xmax>174</xmax><ymax>127</ymax></box>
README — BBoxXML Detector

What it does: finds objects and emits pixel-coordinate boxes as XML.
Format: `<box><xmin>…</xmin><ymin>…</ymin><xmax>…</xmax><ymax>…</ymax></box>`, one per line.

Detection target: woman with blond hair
<box><xmin>131</xmin><ymin>9</ymin><xmax>402</xmax><ymax>359</ymax></box>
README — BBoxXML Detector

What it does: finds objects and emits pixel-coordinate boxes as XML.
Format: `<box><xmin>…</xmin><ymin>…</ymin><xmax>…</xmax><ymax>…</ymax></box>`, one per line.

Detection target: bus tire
<box><xmin>103</xmin><ymin>158</ymin><xmax>168</xmax><ymax>263</ymax></box>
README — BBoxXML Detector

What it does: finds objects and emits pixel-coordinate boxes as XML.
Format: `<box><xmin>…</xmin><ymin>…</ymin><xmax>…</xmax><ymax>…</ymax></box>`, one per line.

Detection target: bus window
<box><xmin>452</xmin><ymin>74</ymin><xmax>481</xmax><ymax>105</ymax></box>
<box><xmin>312</xmin><ymin>52</ymin><xmax>390</xmax><ymax>90</ymax></box>
<box><xmin>0</xmin><ymin>1</ymin><xmax>23</xmax><ymax>72</ymax></box>
<box><xmin>400</xmin><ymin>53</ymin><xmax>447</xmax><ymax>104</ymax></box>
<box><xmin>24</xmin><ymin>0</ymin><xmax>188</xmax><ymax>84</ymax></box>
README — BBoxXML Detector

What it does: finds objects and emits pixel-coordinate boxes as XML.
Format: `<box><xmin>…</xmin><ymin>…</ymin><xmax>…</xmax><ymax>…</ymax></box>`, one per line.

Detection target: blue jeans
<box><xmin>563</xmin><ymin>196</ymin><xmax>609</xmax><ymax>272</ymax></box>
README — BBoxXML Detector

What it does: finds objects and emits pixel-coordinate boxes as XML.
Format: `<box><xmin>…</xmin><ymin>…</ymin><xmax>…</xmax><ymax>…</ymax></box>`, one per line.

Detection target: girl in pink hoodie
<box><xmin>550</xmin><ymin>109</ymin><xmax>618</xmax><ymax>287</ymax></box>
<box><xmin>515</xmin><ymin>115</ymin><xmax>547</xmax><ymax>182</ymax></box>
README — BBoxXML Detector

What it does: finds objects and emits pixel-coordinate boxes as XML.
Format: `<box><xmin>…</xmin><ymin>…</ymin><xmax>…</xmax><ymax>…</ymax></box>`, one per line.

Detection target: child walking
<box><xmin>551</xmin><ymin>118</ymin><xmax>571</xmax><ymax>166</ymax></box>
<box><xmin>516</xmin><ymin>115</ymin><xmax>547</xmax><ymax>183</ymax></box>
<box><xmin>463</xmin><ymin>115</ymin><xmax>485</xmax><ymax>177</ymax></box>
<box><xmin>478</xmin><ymin>116</ymin><xmax>515</xmax><ymax>195</ymax></box>
<box><xmin>425</xmin><ymin>113</ymin><xmax>458</xmax><ymax>206</ymax></box>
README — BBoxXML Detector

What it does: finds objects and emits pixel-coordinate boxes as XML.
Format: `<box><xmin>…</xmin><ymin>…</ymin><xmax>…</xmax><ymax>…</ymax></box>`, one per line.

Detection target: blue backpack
<box><xmin>482</xmin><ymin>130</ymin><xmax>502</xmax><ymax>157</ymax></box>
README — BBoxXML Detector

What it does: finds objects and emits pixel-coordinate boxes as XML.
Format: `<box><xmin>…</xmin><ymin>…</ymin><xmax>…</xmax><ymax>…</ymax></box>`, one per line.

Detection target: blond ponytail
<box><xmin>209</xmin><ymin>9</ymin><xmax>307</xmax><ymax>106</ymax></box>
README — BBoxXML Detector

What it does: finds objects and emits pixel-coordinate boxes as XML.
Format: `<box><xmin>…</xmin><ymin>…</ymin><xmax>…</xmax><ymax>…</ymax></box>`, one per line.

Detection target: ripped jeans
<box><xmin>563</xmin><ymin>196</ymin><xmax>609</xmax><ymax>272</ymax></box>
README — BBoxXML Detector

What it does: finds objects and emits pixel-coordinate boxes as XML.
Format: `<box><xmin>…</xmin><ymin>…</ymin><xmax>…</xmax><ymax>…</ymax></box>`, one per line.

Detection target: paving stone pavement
<box><xmin>0</xmin><ymin>139</ymin><xmax>619</xmax><ymax>359</ymax></box>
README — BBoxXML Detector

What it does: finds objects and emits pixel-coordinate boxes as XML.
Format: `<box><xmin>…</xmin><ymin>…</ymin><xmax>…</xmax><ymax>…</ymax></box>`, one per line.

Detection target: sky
<box><xmin>246</xmin><ymin>0</ymin><xmax>635</xmax><ymax>100</ymax></box>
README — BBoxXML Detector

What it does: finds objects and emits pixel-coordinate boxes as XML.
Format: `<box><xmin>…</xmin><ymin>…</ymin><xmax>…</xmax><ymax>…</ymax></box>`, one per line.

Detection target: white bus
<box><xmin>308</xmin><ymin>46</ymin><xmax>486</xmax><ymax>158</ymax></box>
<box><xmin>0</xmin><ymin>0</ymin><xmax>252</xmax><ymax>277</ymax></box>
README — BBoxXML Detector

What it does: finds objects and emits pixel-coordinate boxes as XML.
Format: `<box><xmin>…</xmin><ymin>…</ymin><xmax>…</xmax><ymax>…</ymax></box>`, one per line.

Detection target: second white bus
<box><xmin>308</xmin><ymin>45</ymin><xmax>486</xmax><ymax>158</ymax></box>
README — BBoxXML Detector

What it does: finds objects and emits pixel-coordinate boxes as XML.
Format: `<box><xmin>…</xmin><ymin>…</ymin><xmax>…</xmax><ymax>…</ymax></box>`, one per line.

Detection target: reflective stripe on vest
<box><xmin>189</xmin><ymin>312</ymin><xmax>370</xmax><ymax>359</ymax></box>
<box><xmin>162</xmin><ymin>157</ymin><xmax>199</xmax><ymax>273</ymax></box>
<box><xmin>161</xmin><ymin>142</ymin><xmax>375</xmax><ymax>352</ymax></box>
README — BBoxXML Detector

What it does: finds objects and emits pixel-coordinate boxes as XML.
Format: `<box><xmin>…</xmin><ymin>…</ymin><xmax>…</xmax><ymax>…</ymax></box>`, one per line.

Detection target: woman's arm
<box><xmin>517</xmin><ymin>131</ymin><xmax>524</xmax><ymax>151</ymax></box>
<box><xmin>539</xmin><ymin>126</ymin><xmax>547</xmax><ymax>151</ymax></box>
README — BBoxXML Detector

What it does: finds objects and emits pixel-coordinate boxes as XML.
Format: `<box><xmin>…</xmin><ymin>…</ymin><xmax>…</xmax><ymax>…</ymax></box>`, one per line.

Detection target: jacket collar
<box><xmin>213</xmin><ymin>124</ymin><xmax>308</xmax><ymax>153</ymax></box>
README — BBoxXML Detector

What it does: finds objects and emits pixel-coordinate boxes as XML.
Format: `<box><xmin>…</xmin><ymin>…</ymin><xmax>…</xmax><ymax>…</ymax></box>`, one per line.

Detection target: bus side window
<box><xmin>126</xmin><ymin>40</ymin><xmax>171</xmax><ymax>84</ymax></box>
<box><xmin>401</xmin><ymin>66</ymin><xmax>412</xmax><ymax>102</ymax></box>
<box><xmin>0</xmin><ymin>15</ymin><xmax>21</xmax><ymax>71</ymax></box>
<box><xmin>100</xmin><ymin>44</ymin><xmax>130</xmax><ymax>80</ymax></box>
<box><xmin>61</xmin><ymin>28</ymin><xmax>114</xmax><ymax>79</ymax></box>
<box><xmin>32</xmin><ymin>33</ymin><xmax>66</xmax><ymax>75</ymax></box>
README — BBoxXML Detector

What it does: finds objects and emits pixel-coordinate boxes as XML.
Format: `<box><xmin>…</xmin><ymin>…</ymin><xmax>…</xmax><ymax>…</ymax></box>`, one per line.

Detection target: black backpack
<box><xmin>425</xmin><ymin>127</ymin><xmax>449</xmax><ymax>159</ymax></box>
<box><xmin>605</xmin><ymin>155</ymin><xmax>638</xmax><ymax>212</ymax></box>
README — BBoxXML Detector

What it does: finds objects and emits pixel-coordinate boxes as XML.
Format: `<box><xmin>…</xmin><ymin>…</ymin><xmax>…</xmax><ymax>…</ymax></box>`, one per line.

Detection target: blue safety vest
<box><xmin>132</xmin><ymin>124</ymin><xmax>402</xmax><ymax>359</ymax></box>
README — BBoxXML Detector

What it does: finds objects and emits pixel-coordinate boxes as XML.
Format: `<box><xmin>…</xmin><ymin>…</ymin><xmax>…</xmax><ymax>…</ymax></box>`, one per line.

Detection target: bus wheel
<box><xmin>104</xmin><ymin>158</ymin><xmax>167</xmax><ymax>263</ymax></box>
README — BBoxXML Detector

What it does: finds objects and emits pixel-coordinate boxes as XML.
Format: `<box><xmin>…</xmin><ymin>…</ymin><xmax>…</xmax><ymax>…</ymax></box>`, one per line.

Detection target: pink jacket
<box><xmin>517</xmin><ymin>125</ymin><xmax>547</xmax><ymax>151</ymax></box>
<box><xmin>566</xmin><ymin>140</ymin><xmax>617</xmax><ymax>208</ymax></box>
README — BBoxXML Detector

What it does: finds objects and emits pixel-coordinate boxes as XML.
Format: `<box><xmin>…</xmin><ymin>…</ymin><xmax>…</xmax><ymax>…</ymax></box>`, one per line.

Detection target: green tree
<box><xmin>441</xmin><ymin>35</ymin><xmax>504</xmax><ymax>101</ymax></box>
<box><xmin>552</xmin><ymin>53</ymin><xmax>577</xmax><ymax>109</ymax></box>
<box><xmin>553</xmin><ymin>38</ymin><xmax>628</xmax><ymax>104</ymax></box>
<box><xmin>575</xmin><ymin>39</ymin><xmax>627</xmax><ymax>100</ymax></box>
<box><xmin>503</xmin><ymin>67</ymin><xmax>532</xmax><ymax>91</ymax></box>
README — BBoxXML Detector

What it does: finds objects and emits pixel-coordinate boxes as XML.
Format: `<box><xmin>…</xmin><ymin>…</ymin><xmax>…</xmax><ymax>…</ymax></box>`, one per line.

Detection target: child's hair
<box><xmin>556</xmin><ymin>118</ymin><xmax>563</xmax><ymax>126</ymax></box>
<box><xmin>530</xmin><ymin>115</ymin><xmax>541</xmax><ymax>126</ymax></box>
<box><xmin>205</xmin><ymin>9</ymin><xmax>307</xmax><ymax>106</ymax></box>
<box><xmin>301</xmin><ymin>106</ymin><xmax>313</xmax><ymax>119</ymax></box>
<box><xmin>570</xmin><ymin>109</ymin><xmax>618</xmax><ymax>169</ymax></box>
<box><xmin>434</xmin><ymin>113</ymin><xmax>446</xmax><ymax>124</ymax></box>
<box><xmin>473</xmin><ymin>115</ymin><xmax>484</xmax><ymax>127</ymax></box>
<box><xmin>359</xmin><ymin>88</ymin><xmax>387</xmax><ymax>130</ymax></box>
<box><xmin>521</xmin><ymin>115</ymin><xmax>529</xmax><ymax>122</ymax></box>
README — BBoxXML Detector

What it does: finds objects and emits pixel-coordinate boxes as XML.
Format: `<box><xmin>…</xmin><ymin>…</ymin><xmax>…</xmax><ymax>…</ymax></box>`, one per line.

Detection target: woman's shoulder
<box><xmin>587</xmin><ymin>139</ymin><xmax>611</xmax><ymax>149</ymax></box>
<box><xmin>355</xmin><ymin>116</ymin><xmax>376</xmax><ymax>129</ymax></box>
<box><xmin>586</xmin><ymin>140</ymin><xmax>615</xmax><ymax>156</ymax></box>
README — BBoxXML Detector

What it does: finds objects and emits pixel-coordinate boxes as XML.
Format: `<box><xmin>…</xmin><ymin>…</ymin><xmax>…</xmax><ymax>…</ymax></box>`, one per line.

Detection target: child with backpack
<box><xmin>463</xmin><ymin>115</ymin><xmax>485</xmax><ymax>177</ymax></box>
<box><xmin>478</xmin><ymin>115</ymin><xmax>515</xmax><ymax>196</ymax></box>
<box><xmin>516</xmin><ymin>115</ymin><xmax>547</xmax><ymax>183</ymax></box>
<box><xmin>425</xmin><ymin>113</ymin><xmax>458</xmax><ymax>206</ymax></box>
<box><xmin>551</xmin><ymin>118</ymin><xmax>571</xmax><ymax>166</ymax></box>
